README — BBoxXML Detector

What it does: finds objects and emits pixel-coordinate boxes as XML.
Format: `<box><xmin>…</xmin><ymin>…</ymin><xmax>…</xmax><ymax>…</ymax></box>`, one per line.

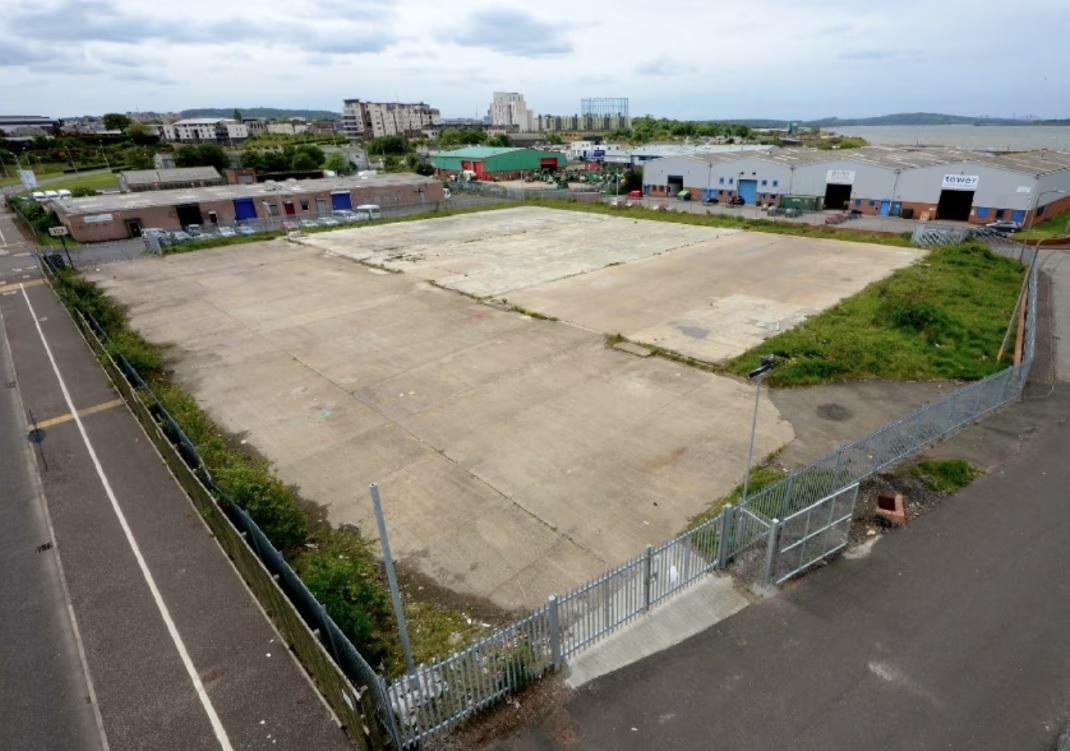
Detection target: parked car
<box><xmin>443</xmin><ymin>187</ymin><xmax>452</xmax><ymax>200</ymax></box>
<box><xmin>986</xmin><ymin>220</ymin><xmax>1021</xmax><ymax>234</ymax></box>
<box><xmin>282</xmin><ymin>220</ymin><xmax>299</xmax><ymax>230</ymax></box>
<box><xmin>727</xmin><ymin>195</ymin><xmax>745</xmax><ymax>206</ymax></box>
<box><xmin>317</xmin><ymin>216</ymin><xmax>339</xmax><ymax>227</ymax></box>
<box><xmin>627</xmin><ymin>190</ymin><xmax>643</xmax><ymax>198</ymax></box>
<box><xmin>332</xmin><ymin>210</ymin><xmax>358</xmax><ymax>223</ymax></box>
<box><xmin>355</xmin><ymin>204</ymin><xmax>382</xmax><ymax>220</ymax></box>
<box><xmin>186</xmin><ymin>223</ymin><xmax>203</xmax><ymax>237</ymax></box>
<box><xmin>236</xmin><ymin>224</ymin><xmax>256</xmax><ymax>236</ymax></box>
<box><xmin>299</xmin><ymin>218</ymin><xmax>318</xmax><ymax>229</ymax></box>
<box><xmin>170</xmin><ymin>230</ymin><xmax>193</xmax><ymax>243</ymax></box>
<box><xmin>216</xmin><ymin>226</ymin><xmax>236</xmax><ymax>238</ymax></box>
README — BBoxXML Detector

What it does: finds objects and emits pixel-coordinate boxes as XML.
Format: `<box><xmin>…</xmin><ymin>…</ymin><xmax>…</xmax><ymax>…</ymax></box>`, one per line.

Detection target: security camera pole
<box><xmin>741</xmin><ymin>354</ymin><xmax>776</xmax><ymax>503</ymax></box>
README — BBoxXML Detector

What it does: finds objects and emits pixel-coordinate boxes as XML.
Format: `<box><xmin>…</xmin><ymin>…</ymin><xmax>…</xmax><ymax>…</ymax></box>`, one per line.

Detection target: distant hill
<box><xmin>722</xmin><ymin>113</ymin><xmax>1054</xmax><ymax>128</ymax></box>
<box><xmin>180</xmin><ymin>107</ymin><xmax>341</xmax><ymax>121</ymax></box>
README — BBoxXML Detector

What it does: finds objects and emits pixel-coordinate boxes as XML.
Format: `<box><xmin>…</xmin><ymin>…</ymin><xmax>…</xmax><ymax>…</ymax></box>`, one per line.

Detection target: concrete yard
<box><xmin>89</xmin><ymin>208</ymin><xmax>917</xmax><ymax>613</ymax></box>
<box><xmin>300</xmin><ymin>207</ymin><xmax>919</xmax><ymax>362</ymax></box>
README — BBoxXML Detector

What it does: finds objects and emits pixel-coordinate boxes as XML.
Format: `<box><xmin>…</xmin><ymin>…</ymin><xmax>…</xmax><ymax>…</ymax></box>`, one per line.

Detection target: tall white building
<box><xmin>488</xmin><ymin>92</ymin><xmax>535</xmax><ymax>133</ymax></box>
<box><xmin>342</xmin><ymin>99</ymin><xmax>441</xmax><ymax>140</ymax></box>
<box><xmin>161</xmin><ymin>118</ymin><xmax>249</xmax><ymax>144</ymax></box>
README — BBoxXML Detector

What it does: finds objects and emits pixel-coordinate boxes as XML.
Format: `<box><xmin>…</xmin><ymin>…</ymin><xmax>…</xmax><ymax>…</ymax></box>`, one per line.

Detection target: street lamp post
<box><xmin>741</xmin><ymin>354</ymin><xmax>776</xmax><ymax>504</ymax></box>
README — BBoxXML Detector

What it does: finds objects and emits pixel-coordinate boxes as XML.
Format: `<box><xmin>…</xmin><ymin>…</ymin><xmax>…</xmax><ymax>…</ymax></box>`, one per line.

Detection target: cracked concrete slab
<box><xmin>90</xmin><ymin>238</ymin><xmax>793</xmax><ymax>611</ymax></box>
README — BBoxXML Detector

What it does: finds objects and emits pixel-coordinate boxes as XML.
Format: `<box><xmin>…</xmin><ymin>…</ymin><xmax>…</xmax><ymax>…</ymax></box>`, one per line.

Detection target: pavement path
<box><xmin>493</xmin><ymin>252</ymin><xmax>1070</xmax><ymax>750</ymax></box>
<box><xmin>0</xmin><ymin>202</ymin><xmax>350</xmax><ymax>749</ymax></box>
<box><xmin>494</xmin><ymin>385</ymin><xmax>1070</xmax><ymax>751</ymax></box>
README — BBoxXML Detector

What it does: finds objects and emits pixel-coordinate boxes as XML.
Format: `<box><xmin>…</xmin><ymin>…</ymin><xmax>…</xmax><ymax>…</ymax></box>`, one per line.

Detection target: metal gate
<box><xmin>764</xmin><ymin>484</ymin><xmax>860</xmax><ymax>586</ymax></box>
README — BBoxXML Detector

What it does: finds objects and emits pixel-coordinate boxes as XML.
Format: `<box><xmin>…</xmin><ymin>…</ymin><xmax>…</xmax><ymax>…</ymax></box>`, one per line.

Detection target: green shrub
<box><xmin>107</xmin><ymin>329</ymin><xmax>163</xmax><ymax>376</ymax></box>
<box><xmin>213</xmin><ymin>462</ymin><xmax>308</xmax><ymax>553</ymax></box>
<box><xmin>914</xmin><ymin>459</ymin><xmax>981</xmax><ymax>493</ymax></box>
<box><xmin>295</xmin><ymin>529</ymin><xmax>392</xmax><ymax>662</ymax></box>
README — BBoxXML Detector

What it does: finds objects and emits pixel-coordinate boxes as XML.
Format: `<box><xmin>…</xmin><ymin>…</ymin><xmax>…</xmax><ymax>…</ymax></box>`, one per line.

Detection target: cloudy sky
<box><xmin>1</xmin><ymin>0</ymin><xmax>1068</xmax><ymax>120</ymax></box>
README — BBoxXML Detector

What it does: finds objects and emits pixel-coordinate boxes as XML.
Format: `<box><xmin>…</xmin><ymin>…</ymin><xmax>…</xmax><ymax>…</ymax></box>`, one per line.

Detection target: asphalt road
<box><xmin>497</xmin><ymin>380</ymin><xmax>1070</xmax><ymax>751</ymax></box>
<box><xmin>0</xmin><ymin>202</ymin><xmax>351</xmax><ymax>749</ymax></box>
<box><xmin>0</xmin><ymin>290</ymin><xmax>105</xmax><ymax>750</ymax></box>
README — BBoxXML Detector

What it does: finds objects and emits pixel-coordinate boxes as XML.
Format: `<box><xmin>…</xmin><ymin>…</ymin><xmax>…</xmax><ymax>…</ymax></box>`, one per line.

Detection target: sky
<box><xmin>1</xmin><ymin>0</ymin><xmax>1068</xmax><ymax>121</ymax></box>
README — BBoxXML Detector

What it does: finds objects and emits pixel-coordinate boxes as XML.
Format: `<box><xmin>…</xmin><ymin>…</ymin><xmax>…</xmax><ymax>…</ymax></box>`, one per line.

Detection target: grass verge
<box><xmin>724</xmin><ymin>240</ymin><xmax>1024</xmax><ymax>386</ymax></box>
<box><xmin>911</xmin><ymin>458</ymin><xmax>982</xmax><ymax>494</ymax></box>
<box><xmin>1017</xmin><ymin>208</ymin><xmax>1070</xmax><ymax>241</ymax></box>
<box><xmin>51</xmin><ymin>268</ymin><xmax>485</xmax><ymax>676</ymax></box>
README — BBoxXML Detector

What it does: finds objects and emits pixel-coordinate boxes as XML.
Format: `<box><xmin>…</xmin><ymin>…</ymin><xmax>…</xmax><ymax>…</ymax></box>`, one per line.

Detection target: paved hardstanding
<box><xmin>495</xmin><ymin>386</ymin><xmax>1070</xmax><ymax>751</ymax></box>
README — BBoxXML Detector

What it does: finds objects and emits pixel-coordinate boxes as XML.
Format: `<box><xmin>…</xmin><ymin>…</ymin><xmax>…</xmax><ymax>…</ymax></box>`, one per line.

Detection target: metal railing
<box><xmin>42</xmin><ymin>234</ymin><xmax>1041</xmax><ymax>748</ymax></box>
<box><xmin>447</xmin><ymin>180</ymin><xmax>601</xmax><ymax>202</ymax></box>
<box><xmin>381</xmin><ymin>253</ymin><xmax>1040</xmax><ymax>746</ymax></box>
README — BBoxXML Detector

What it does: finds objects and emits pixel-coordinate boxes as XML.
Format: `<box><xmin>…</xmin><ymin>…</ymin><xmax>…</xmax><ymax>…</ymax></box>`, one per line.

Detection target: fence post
<box><xmin>547</xmin><ymin>595</ymin><xmax>562</xmax><ymax>671</ymax></box>
<box><xmin>779</xmin><ymin>474</ymin><xmax>795</xmax><ymax>519</ymax></box>
<box><xmin>871</xmin><ymin>430</ymin><xmax>885</xmax><ymax>472</ymax></box>
<box><xmin>717</xmin><ymin>504</ymin><xmax>733</xmax><ymax>570</ymax></box>
<box><xmin>762</xmin><ymin>518</ymin><xmax>781</xmax><ymax>586</ymax></box>
<box><xmin>642</xmin><ymin>544</ymin><xmax>653</xmax><ymax>612</ymax></box>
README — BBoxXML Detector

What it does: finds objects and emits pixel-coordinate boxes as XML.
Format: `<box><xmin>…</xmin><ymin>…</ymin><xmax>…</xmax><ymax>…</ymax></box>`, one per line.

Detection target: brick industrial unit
<box><xmin>430</xmin><ymin>146</ymin><xmax>567</xmax><ymax>179</ymax></box>
<box><xmin>642</xmin><ymin>146</ymin><xmax>1070</xmax><ymax>226</ymax></box>
<box><xmin>51</xmin><ymin>174</ymin><xmax>443</xmax><ymax>242</ymax></box>
<box><xmin>92</xmin><ymin>207</ymin><xmax>917</xmax><ymax>609</ymax></box>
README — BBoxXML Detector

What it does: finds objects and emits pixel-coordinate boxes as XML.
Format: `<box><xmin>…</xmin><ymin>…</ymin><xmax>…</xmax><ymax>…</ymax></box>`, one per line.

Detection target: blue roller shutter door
<box><xmin>233</xmin><ymin>197</ymin><xmax>257</xmax><ymax>221</ymax></box>
<box><xmin>738</xmin><ymin>179</ymin><xmax>758</xmax><ymax>204</ymax></box>
<box><xmin>331</xmin><ymin>192</ymin><xmax>353</xmax><ymax>211</ymax></box>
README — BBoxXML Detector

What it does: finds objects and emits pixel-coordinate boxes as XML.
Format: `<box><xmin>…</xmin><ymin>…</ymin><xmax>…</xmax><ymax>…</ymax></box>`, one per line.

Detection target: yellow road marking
<box><xmin>31</xmin><ymin>398</ymin><xmax>124</xmax><ymax>430</ymax></box>
<box><xmin>1</xmin><ymin>278</ymin><xmax>43</xmax><ymax>294</ymax></box>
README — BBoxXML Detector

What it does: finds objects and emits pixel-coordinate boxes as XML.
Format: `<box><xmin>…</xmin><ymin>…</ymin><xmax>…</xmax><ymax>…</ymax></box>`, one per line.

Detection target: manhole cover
<box><xmin>816</xmin><ymin>403</ymin><xmax>852</xmax><ymax>422</ymax></box>
<box><xmin>28</xmin><ymin>427</ymin><xmax>46</xmax><ymax>444</ymax></box>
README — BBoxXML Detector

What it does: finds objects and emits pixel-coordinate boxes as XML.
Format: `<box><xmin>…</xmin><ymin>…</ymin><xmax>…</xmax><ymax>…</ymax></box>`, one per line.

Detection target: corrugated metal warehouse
<box><xmin>641</xmin><ymin>146</ymin><xmax>1070</xmax><ymax>226</ymax></box>
<box><xmin>430</xmin><ymin>147</ymin><xmax>566</xmax><ymax>179</ymax></box>
<box><xmin>51</xmin><ymin>174</ymin><xmax>443</xmax><ymax>242</ymax></box>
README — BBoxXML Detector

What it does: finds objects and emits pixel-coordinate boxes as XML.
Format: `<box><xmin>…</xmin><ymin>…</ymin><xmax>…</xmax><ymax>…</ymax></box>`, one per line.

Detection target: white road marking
<box><xmin>0</xmin><ymin>221</ymin><xmax>7</xmax><ymax>245</ymax></box>
<box><xmin>0</xmin><ymin>299</ymin><xmax>111</xmax><ymax>751</ymax></box>
<box><xmin>20</xmin><ymin>284</ymin><xmax>234</xmax><ymax>751</ymax></box>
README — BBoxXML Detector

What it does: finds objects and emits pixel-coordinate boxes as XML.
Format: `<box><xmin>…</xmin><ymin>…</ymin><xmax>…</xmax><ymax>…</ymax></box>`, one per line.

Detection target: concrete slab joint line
<box><xmin>18</xmin><ymin>284</ymin><xmax>234</xmax><ymax>751</ymax></box>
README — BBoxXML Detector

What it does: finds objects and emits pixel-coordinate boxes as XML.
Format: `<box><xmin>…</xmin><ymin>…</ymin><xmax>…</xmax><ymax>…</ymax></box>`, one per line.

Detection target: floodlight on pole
<box><xmin>741</xmin><ymin>354</ymin><xmax>776</xmax><ymax>504</ymax></box>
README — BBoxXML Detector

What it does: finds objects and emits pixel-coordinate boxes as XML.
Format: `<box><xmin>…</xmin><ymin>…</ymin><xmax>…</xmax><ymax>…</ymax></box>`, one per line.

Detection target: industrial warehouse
<box><xmin>430</xmin><ymin>146</ymin><xmax>566</xmax><ymax>179</ymax></box>
<box><xmin>641</xmin><ymin>146</ymin><xmax>1070</xmax><ymax>226</ymax></box>
<box><xmin>50</xmin><ymin>173</ymin><xmax>443</xmax><ymax>242</ymax></box>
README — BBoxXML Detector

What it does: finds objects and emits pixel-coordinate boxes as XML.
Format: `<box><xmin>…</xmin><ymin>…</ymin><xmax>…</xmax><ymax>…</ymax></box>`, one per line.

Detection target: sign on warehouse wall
<box><xmin>942</xmin><ymin>174</ymin><xmax>980</xmax><ymax>190</ymax></box>
<box><xmin>826</xmin><ymin>169</ymin><xmax>855</xmax><ymax>185</ymax></box>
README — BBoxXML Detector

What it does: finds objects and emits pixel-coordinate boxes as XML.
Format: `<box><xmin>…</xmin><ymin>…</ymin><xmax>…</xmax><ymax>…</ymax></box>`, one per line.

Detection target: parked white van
<box><xmin>355</xmin><ymin>204</ymin><xmax>381</xmax><ymax>220</ymax></box>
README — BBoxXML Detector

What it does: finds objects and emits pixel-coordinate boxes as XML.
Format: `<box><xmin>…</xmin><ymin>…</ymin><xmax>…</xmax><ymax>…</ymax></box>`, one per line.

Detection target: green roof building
<box><xmin>430</xmin><ymin>147</ymin><xmax>566</xmax><ymax>178</ymax></box>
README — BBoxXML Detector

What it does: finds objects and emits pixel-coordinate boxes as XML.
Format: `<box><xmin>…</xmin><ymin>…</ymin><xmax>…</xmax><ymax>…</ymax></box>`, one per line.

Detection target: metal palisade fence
<box><xmin>42</xmin><ymin>239</ymin><xmax>1040</xmax><ymax>749</ymax></box>
<box><xmin>381</xmin><ymin>253</ymin><xmax>1040</xmax><ymax>746</ymax></box>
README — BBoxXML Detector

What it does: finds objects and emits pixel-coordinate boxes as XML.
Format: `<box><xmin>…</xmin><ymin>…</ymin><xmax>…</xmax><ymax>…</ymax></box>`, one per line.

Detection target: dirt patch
<box><xmin>816</xmin><ymin>402</ymin><xmax>852</xmax><ymax>422</ymax></box>
<box><xmin>849</xmin><ymin>466</ymin><xmax>956</xmax><ymax>545</ymax></box>
<box><xmin>432</xmin><ymin>673</ymin><xmax>573</xmax><ymax>750</ymax></box>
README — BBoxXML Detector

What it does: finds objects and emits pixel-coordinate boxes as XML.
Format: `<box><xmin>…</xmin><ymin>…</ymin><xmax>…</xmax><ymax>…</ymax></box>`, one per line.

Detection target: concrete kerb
<box><xmin>35</xmin><ymin>255</ymin><xmax>398</xmax><ymax>751</ymax></box>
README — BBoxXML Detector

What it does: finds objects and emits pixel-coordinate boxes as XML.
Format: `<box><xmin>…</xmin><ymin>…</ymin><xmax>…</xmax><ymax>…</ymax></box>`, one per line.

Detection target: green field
<box><xmin>13</xmin><ymin>170</ymin><xmax>119</xmax><ymax>195</ymax></box>
<box><xmin>725</xmin><ymin>241</ymin><xmax>1025</xmax><ymax>386</ymax></box>
<box><xmin>1017</xmin><ymin>208</ymin><xmax>1070</xmax><ymax>241</ymax></box>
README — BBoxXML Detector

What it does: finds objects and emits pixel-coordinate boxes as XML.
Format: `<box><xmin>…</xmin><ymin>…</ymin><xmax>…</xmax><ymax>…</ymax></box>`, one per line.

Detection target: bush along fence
<box><xmin>35</xmin><ymin>253</ymin><xmax>402</xmax><ymax>751</ymax></box>
<box><xmin>37</xmin><ymin>243</ymin><xmax>1040</xmax><ymax>749</ymax></box>
<box><xmin>447</xmin><ymin>179</ymin><xmax>601</xmax><ymax>203</ymax></box>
